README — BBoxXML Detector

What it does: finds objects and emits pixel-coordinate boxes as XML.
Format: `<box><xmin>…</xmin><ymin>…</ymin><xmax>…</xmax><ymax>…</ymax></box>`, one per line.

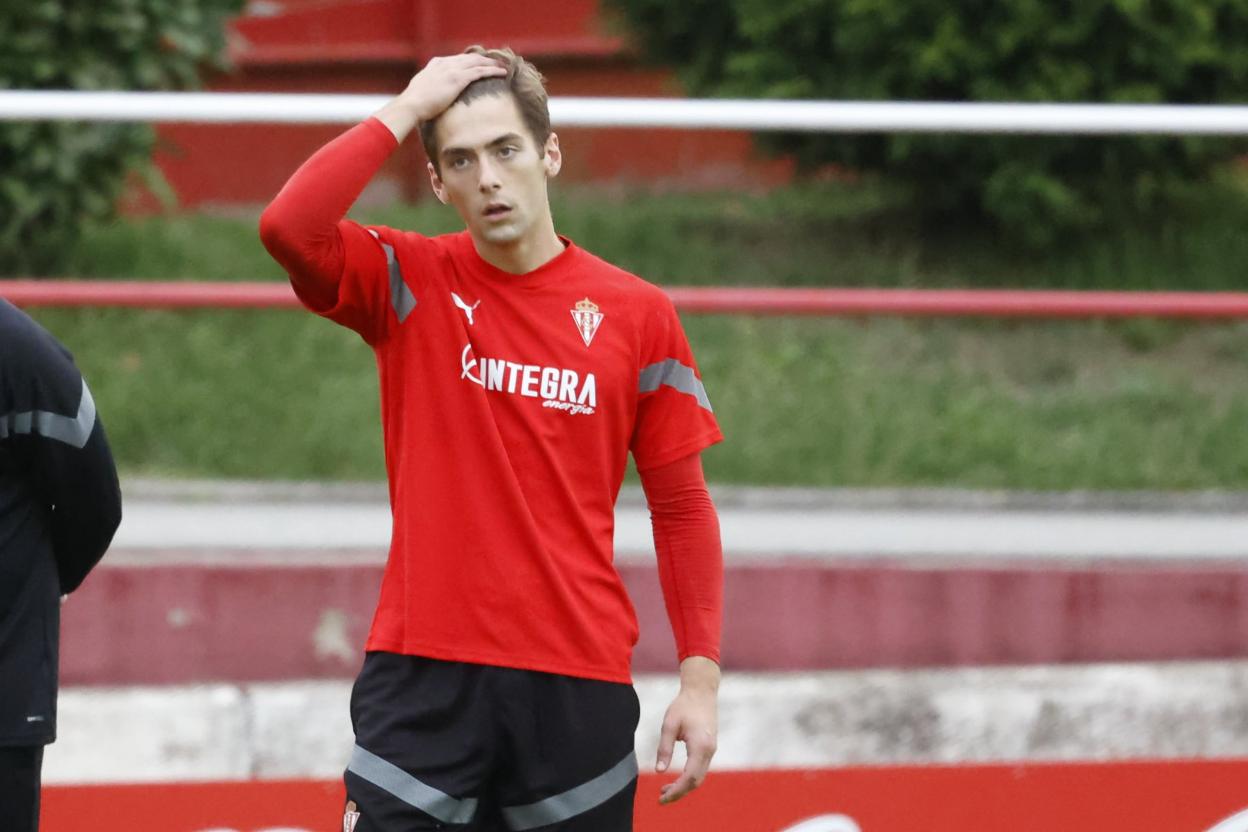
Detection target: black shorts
<box><xmin>344</xmin><ymin>652</ymin><xmax>641</xmax><ymax>831</ymax></box>
<box><xmin>0</xmin><ymin>745</ymin><xmax>43</xmax><ymax>832</ymax></box>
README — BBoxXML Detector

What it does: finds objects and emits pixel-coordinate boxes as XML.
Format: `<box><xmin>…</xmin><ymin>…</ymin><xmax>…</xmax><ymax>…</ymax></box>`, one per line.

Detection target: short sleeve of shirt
<box><xmin>294</xmin><ymin>222</ymin><xmax>433</xmax><ymax>346</ymax></box>
<box><xmin>630</xmin><ymin>294</ymin><xmax>723</xmax><ymax>471</ymax></box>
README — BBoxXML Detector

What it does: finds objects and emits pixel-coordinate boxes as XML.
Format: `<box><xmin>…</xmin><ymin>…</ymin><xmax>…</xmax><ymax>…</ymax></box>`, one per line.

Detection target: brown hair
<box><xmin>419</xmin><ymin>45</ymin><xmax>551</xmax><ymax>174</ymax></box>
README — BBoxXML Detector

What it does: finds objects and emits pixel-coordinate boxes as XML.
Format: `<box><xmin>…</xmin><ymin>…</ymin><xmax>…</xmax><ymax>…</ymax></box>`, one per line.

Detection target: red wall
<box><xmin>61</xmin><ymin>556</ymin><xmax>1248</xmax><ymax>685</ymax></box>
<box><xmin>152</xmin><ymin>0</ymin><xmax>792</xmax><ymax>208</ymax></box>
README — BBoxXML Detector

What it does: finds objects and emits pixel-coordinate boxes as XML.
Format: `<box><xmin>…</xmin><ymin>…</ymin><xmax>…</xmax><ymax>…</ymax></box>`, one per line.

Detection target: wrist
<box><xmin>678</xmin><ymin>655</ymin><xmax>721</xmax><ymax>694</ymax></box>
<box><xmin>372</xmin><ymin>96</ymin><xmax>425</xmax><ymax>143</ymax></box>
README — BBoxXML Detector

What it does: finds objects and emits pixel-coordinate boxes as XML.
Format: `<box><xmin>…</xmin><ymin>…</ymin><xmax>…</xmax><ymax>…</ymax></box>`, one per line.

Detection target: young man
<box><xmin>260</xmin><ymin>46</ymin><xmax>724</xmax><ymax>831</ymax></box>
<box><xmin>0</xmin><ymin>299</ymin><xmax>123</xmax><ymax>831</ymax></box>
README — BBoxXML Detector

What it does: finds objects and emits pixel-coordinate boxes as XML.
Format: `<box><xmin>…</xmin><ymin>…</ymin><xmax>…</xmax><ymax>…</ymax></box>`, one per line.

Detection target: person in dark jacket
<box><xmin>0</xmin><ymin>299</ymin><xmax>122</xmax><ymax>830</ymax></box>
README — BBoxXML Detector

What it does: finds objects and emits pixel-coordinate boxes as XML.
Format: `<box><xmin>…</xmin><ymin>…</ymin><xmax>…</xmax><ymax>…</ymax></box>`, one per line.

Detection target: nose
<box><xmin>477</xmin><ymin>157</ymin><xmax>502</xmax><ymax>193</ymax></box>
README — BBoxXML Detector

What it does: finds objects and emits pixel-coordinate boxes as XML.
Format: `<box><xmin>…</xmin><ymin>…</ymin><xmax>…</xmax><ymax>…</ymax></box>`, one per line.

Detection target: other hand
<box><xmin>656</xmin><ymin>656</ymin><xmax>720</xmax><ymax>805</ymax></box>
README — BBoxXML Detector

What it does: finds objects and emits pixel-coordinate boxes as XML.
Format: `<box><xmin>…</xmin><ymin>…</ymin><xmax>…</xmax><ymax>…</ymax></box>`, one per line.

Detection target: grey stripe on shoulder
<box><xmin>346</xmin><ymin>744</ymin><xmax>477</xmax><ymax>825</ymax></box>
<box><xmin>639</xmin><ymin>358</ymin><xmax>713</xmax><ymax>412</ymax></box>
<box><xmin>0</xmin><ymin>378</ymin><xmax>97</xmax><ymax>449</ymax></box>
<box><xmin>368</xmin><ymin>229</ymin><xmax>416</xmax><ymax>323</ymax></box>
<box><xmin>501</xmin><ymin>752</ymin><xmax>638</xmax><ymax>831</ymax></box>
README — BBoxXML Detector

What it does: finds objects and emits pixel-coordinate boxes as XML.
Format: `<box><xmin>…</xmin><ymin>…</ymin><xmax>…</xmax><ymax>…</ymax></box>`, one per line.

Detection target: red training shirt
<box><xmin>263</xmin><ymin>120</ymin><xmax>723</xmax><ymax>683</ymax></box>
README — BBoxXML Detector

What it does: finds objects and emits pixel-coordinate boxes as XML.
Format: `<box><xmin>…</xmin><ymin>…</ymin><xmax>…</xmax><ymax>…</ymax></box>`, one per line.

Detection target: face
<box><xmin>428</xmin><ymin>94</ymin><xmax>561</xmax><ymax>249</ymax></box>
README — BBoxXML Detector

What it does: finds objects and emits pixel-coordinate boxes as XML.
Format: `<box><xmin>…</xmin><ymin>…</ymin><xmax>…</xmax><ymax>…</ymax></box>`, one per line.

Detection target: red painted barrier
<box><xmin>42</xmin><ymin>761</ymin><xmax>1248</xmax><ymax>831</ymax></box>
<box><xmin>60</xmin><ymin>556</ymin><xmax>1248</xmax><ymax>684</ymax></box>
<box><xmin>0</xmin><ymin>281</ymin><xmax>299</xmax><ymax>309</ymax></box>
<box><xmin>6</xmin><ymin>280</ymin><xmax>1248</xmax><ymax>319</ymax></box>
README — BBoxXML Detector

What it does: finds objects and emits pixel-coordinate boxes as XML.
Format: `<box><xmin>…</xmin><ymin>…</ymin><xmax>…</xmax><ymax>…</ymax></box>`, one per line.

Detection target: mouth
<box><xmin>483</xmin><ymin>203</ymin><xmax>513</xmax><ymax>220</ymax></box>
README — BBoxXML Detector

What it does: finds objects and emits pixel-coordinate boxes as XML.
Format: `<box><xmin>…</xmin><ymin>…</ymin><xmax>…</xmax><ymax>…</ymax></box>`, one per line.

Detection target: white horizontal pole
<box><xmin>0</xmin><ymin>91</ymin><xmax>391</xmax><ymax>125</ymax></box>
<box><xmin>556</xmin><ymin>98</ymin><xmax>1248</xmax><ymax>135</ymax></box>
<box><xmin>4</xmin><ymin>90</ymin><xmax>1248</xmax><ymax>134</ymax></box>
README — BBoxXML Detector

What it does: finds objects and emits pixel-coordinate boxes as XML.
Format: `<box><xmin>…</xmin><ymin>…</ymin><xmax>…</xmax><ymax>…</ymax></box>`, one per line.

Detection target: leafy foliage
<box><xmin>604</xmin><ymin>0</ymin><xmax>1248</xmax><ymax>244</ymax></box>
<box><xmin>0</xmin><ymin>0</ymin><xmax>242</xmax><ymax>275</ymax></box>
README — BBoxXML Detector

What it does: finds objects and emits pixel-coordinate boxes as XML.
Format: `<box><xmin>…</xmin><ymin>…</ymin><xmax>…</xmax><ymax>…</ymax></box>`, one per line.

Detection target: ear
<box><xmin>542</xmin><ymin>133</ymin><xmax>562</xmax><ymax>179</ymax></box>
<box><xmin>427</xmin><ymin>161</ymin><xmax>449</xmax><ymax>205</ymax></box>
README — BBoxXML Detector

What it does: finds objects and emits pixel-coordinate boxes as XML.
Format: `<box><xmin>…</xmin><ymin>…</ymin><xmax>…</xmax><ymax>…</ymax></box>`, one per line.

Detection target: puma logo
<box><xmin>451</xmin><ymin>292</ymin><xmax>481</xmax><ymax>326</ymax></box>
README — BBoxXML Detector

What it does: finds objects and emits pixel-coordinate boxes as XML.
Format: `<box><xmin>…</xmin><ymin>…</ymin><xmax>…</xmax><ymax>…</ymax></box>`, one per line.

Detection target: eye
<box><xmin>498</xmin><ymin>146</ymin><xmax>518</xmax><ymax>159</ymax></box>
<box><xmin>450</xmin><ymin>156</ymin><xmax>471</xmax><ymax>170</ymax></box>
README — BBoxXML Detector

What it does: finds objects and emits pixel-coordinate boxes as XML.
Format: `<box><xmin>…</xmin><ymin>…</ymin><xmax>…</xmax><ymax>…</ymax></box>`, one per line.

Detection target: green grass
<box><xmin>24</xmin><ymin>175</ymin><xmax>1248</xmax><ymax>487</ymax></box>
<box><xmin>691</xmin><ymin>316</ymin><xmax>1248</xmax><ymax>489</ymax></box>
<box><xmin>28</xmin><ymin>306</ymin><xmax>1248</xmax><ymax>489</ymax></box>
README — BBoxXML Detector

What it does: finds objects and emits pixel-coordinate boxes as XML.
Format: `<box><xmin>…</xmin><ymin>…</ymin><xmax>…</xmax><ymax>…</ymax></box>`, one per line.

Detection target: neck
<box><xmin>471</xmin><ymin>215</ymin><xmax>564</xmax><ymax>275</ymax></box>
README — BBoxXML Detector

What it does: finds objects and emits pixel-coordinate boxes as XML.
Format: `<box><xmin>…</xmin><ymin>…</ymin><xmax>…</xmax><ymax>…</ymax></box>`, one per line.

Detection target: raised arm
<box><xmin>257</xmin><ymin>119</ymin><xmax>397</xmax><ymax>310</ymax></box>
<box><xmin>258</xmin><ymin>53</ymin><xmax>506</xmax><ymax>310</ymax></box>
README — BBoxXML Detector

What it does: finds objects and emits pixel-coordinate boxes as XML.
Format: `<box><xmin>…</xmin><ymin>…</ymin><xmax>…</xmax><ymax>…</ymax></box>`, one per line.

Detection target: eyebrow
<box><xmin>441</xmin><ymin>133</ymin><xmax>525</xmax><ymax>159</ymax></box>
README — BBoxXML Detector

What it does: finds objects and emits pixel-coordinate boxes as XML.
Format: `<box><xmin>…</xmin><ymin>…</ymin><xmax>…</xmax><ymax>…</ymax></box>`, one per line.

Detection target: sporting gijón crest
<box><xmin>571</xmin><ymin>298</ymin><xmax>604</xmax><ymax>347</ymax></box>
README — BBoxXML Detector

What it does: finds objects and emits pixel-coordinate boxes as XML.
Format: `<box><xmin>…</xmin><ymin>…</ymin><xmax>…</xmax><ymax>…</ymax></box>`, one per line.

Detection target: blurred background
<box><xmin>4</xmin><ymin>0</ymin><xmax>1248</xmax><ymax>829</ymax></box>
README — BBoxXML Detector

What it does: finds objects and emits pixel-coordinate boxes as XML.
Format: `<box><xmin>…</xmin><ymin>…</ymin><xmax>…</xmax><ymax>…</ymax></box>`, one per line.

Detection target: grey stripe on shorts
<box><xmin>347</xmin><ymin>744</ymin><xmax>478</xmax><ymax>825</ymax></box>
<box><xmin>501</xmin><ymin>752</ymin><xmax>639</xmax><ymax>830</ymax></box>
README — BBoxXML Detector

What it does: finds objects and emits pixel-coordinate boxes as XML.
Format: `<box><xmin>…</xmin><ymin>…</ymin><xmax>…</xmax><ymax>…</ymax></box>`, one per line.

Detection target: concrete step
<box><xmin>44</xmin><ymin>660</ymin><xmax>1248</xmax><ymax>784</ymax></box>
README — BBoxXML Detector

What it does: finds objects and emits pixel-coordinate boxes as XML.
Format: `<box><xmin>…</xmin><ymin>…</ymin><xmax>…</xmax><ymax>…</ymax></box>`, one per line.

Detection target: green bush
<box><xmin>0</xmin><ymin>0</ymin><xmax>242</xmax><ymax>276</ymax></box>
<box><xmin>604</xmin><ymin>0</ymin><xmax>1248</xmax><ymax>246</ymax></box>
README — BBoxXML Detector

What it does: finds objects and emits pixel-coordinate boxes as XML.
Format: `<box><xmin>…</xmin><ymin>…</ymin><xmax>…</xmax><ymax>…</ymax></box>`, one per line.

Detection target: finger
<box><xmin>655</xmin><ymin>718</ymin><xmax>678</xmax><ymax>773</ymax></box>
<box><xmin>450</xmin><ymin>63</ymin><xmax>508</xmax><ymax>86</ymax></box>
<box><xmin>689</xmin><ymin>732</ymin><xmax>717</xmax><ymax>767</ymax></box>
<box><xmin>659</xmin><ymin>769</ymin><xmax>699</xmax><ymax>804</ymax></box>
<box><xmin>659</xmin><ymin>744</ymin><xmax>713</xmax><ymax>805</ymax></box>
<box><xmin>453</xmin><ymin>54</ymin><xmax>507</xmax><ymax>70</ymax></box>
<box><xmin>685</xmin><ymin>744</ymin><xmax>714</xmax><ymax>783</ymax></box>
<box><xmin>459</xmin><ymin>57</ymin><xmax>507</xmax><ymax>72</ymax></box>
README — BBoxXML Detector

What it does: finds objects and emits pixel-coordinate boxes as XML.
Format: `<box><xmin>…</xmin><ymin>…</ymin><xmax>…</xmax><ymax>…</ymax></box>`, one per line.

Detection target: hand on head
<box><xmin>401</xmin><ymin>53</ymin><xmax>509</xmax><ymax>123</ymax></box>
<box><xmin>374</xmin><ymin>52</ymin><xmax>507</xmax><ymax>141</ymax></box>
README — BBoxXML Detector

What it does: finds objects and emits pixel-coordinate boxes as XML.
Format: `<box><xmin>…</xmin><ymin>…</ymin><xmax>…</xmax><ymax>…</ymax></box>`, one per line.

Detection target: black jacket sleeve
<box><xmin>1</xmin><ymin>301</ymin><xmax>122</xmax><ymax>593</ymax></box>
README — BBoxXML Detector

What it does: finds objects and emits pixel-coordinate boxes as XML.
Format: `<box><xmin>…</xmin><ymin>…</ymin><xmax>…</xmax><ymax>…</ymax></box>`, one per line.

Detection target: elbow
<box><xmin>258</xmin><ymin>200</ymin><xmax>315</xmax><ymax>266</ymax></box>
<box><xmin>258</xmin><ymin>203</ymin><xmax>337</xmax><ymax>293</ymax></box>
<box><xmin>258</xmin><ymin>202</ymin><xmax>291</xmax><ymax>258</ymax></box>
<box><xmin>258</xmin><ymin>200</ymin><xmax>342</xmax><ymax>306</ymax></box>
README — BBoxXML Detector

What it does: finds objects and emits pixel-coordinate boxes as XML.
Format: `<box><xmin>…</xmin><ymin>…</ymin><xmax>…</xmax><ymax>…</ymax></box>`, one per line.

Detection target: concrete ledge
<box><xmin>106</xmin><ymin>501</ymin><xmax>1248</xmax><ymax>560</ymax></box>
<box><xmin>45</xmin><ymin>661</ymin><xmax>1248</xmax><ymax>784</ymax></box>
<box><xmin>123</xmin><ymin>477</ymin><xmax>1248</xmax><ymax>513</ymax></box>
<box><xmin>708</xmin><ymin>486</ymin><xmax>1248</xmax><ymax>514</ymax></box>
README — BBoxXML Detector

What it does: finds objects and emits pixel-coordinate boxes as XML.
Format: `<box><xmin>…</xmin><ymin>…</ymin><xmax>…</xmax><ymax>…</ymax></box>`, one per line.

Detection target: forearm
<box><xmin>373</xmin><ymin>97</ymin><xmax>423</xmax><ymax>144</ymax></box>
<box><xmin>640</xmin><ymin>453</ymin><xmax>724</xmax><ymax>664</ymax></box>
<box><xmin>258</xmin><ymin>118</ymin><xmax>398</xmax><ymax>307</ymax></box>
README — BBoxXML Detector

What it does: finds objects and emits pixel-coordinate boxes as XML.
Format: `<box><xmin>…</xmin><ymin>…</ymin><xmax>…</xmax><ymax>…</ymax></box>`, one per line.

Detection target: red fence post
<box><xmin>5</xmin><ymin>281</ymin><xmax>1248</xmax><ymax>319</ymax></box>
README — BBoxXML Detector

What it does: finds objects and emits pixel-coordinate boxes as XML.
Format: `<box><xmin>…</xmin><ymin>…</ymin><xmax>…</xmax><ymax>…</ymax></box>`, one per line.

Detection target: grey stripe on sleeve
<box><xmin>638</xmin><ymin>358</ymin><xmax>713</xmax><ymax>412</ymax></box>
<box><xmin>346</xmin><ymin>744</ymin><xmax>478</xmax><ymax>825</ymax></box>
<box><xmin>381</xmin><ymin>241</ymin><xmax>417</xmax><ymax>323</ymax></box>
<box><xmin>0</xmin><ymin>378</ymin><xmax>97</xmax><ymax>449</ymax></box>
<box><xmin>501</xmin><ymin>752</ymin><xmax>638</xmax><ymax>830</ymax></box>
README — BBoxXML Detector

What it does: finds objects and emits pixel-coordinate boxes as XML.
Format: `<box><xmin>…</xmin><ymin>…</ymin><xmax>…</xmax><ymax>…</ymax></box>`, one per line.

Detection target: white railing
<box><xmin>3</xmin><ymin>90</ymin><xmax>1248</xmax><ymax>134</ymax></box>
